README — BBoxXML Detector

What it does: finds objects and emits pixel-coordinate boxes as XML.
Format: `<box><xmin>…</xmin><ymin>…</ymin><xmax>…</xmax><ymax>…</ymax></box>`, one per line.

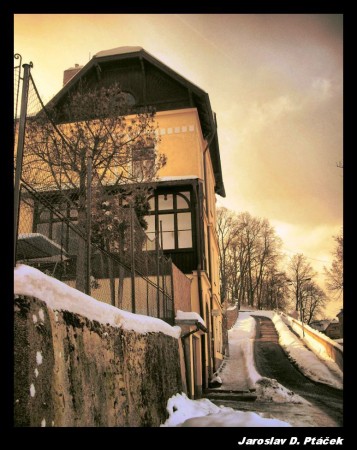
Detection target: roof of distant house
<box><xmin>310</xmin><ymin>318</ymin><xmax>340</xmax><ymax>332</ymax></box>
<box><xmin>309</xmin><ymin>319</ymin><xmax>331</xmax><ymax>332</ymax></box>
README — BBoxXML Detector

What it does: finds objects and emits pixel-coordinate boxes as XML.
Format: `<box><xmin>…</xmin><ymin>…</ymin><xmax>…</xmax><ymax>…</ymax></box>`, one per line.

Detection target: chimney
<box><xmin>63</xmin><ymin>63</ymin><xmax>83</xmax><ymax>86</ymax></box>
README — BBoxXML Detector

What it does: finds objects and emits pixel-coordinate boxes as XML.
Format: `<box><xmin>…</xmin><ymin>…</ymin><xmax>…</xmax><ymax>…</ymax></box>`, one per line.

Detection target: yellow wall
<box><xmin>155</xmin><ymin>109</ymin><xmax>205</xmax><ymax>180</ymax></box>
<box><xmin>154</xmin><ymin>107</ymin><xmax>224</xmax><ymax>371</ymax></box>
<box><xmin>18</xmin><ymin>198</ymin><xmax>34</xmax><ymax>234</ymax></box>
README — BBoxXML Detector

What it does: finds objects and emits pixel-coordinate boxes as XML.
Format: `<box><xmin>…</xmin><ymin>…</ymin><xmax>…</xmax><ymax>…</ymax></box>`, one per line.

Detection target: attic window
<box><xmin>122</xmin><ymin>92</ymin><xmax>136</xmax><ymax>106</ymax></box>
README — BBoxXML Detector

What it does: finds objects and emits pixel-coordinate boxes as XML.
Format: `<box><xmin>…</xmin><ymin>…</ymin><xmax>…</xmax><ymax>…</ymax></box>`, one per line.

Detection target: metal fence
<box><xmin>14</xmin><ymin>56</ymin><xmax>174</xmax><ymax>324</ymax></box>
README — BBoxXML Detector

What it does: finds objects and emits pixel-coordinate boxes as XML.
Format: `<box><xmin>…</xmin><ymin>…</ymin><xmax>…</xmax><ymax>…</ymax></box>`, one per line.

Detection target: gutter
<box><xmin>180</xmin><ymin>321</ymin><xmax>208</xmax><ymax>339</ymax></box>
<box><xmin>193</xmin><ymin>128</ymin><xmax>218</xmax><ymax>386</ymax></box>
<box><xmin>203</xmin><ymin>128</ymin><xmax>219</xmax><ymax>372</ymax></box>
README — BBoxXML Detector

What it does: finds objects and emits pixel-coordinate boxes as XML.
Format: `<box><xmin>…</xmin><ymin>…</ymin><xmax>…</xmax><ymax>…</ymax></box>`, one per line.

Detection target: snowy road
<box><xmin>253</xmin><ymin>315</ymin><xmax>343</xmax><ymax>426</ymax></box>
<box><xmin>163</xmin><ymin>310</ymin><xmax>343</xmax><ymax>427</ymax></box>
<box><xmin>204</xmin><ymin>310</ymin><xmax>343</xmax><ymax>427</ymax></box>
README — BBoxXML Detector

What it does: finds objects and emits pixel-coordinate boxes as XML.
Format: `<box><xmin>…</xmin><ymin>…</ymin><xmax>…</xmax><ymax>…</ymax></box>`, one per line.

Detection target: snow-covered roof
<box><xmin>14</xmin><ymin>264</ymin><xmax>181</xmax><ymax>339</ymax></box>
<box><xmin>309</xmin><ymin>320</ymin><xmax>330</xmax><ymax>331</ymax></box>
<box><xmin>156</xmin><ymin>176</ymin><xmax>199</xmax><ymax>182</ymax></box>
<box><xmin>175</xmin><ymin>310</ymin><xmax>206</xmax><ymax>328</ymax></box>
<box><xmin>94</xmin><ymin>46</ymin><xmax>143</xmax><ymax>58</ymax></box>
<box><xmin>17</xmin><ymin>233</ymin><xmax>68</xmax><ymax>259</ymax></box>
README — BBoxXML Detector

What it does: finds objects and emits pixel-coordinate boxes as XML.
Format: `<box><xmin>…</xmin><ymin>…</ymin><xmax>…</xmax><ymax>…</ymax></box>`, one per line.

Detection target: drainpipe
<box><xmin>193</xmin><ymin>183</ymin><xmax>206</xmax><ymax>388</ymax></box>
<box><xmin>180</xmin><ymin>321</ymin><xmax>208</xmax><ymax>399</ymax></box>
<box><xmin>193</xmin><ymin>128</ymin><xmax>217</xmax><ymax>387</ymax></box>
<box><xmin>202</xmin><ymin>126</ymin><xmax>218</xmax><ymax>374</ymax></box>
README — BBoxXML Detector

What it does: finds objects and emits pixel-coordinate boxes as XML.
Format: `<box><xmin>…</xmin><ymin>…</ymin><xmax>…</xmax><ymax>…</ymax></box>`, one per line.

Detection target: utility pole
<box><xmin>14</xmin><ymin>62</ymin><xmax>33</xmax><ymax>264</ymax></box>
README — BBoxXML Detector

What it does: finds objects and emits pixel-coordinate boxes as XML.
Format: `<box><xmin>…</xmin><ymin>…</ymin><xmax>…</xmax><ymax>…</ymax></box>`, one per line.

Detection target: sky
<box><xmin>14</xmin><ymin>14</ymin><xmax>343</xmax><ymax>317</ymax></box>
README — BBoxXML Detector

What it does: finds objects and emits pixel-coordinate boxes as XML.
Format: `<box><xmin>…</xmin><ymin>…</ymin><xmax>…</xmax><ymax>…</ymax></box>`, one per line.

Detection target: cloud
<box><xmin>311</xmin><ymin>77</ymin><xmax>333</xmax><ymax>100</ymax></box>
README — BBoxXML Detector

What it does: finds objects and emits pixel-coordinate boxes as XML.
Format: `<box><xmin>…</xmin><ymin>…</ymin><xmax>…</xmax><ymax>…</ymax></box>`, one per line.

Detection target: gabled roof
<box><xmin>47</xmin><ymin>46</ymin><xmax>226</xmax><ymax>197</ymax></box>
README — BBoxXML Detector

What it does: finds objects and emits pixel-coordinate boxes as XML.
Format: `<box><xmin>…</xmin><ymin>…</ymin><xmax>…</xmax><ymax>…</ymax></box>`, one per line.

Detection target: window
<box><xmin>34</xmin><ymin>201</ymin><xmax>79</xmax><ymax>254</ymax></box>
<box><xmin>132</xmin><ymin>147</ymin><xmax>155</xmax><ymax>180</ymax></box>
<box><xmin>144</xmin><ymin>191</ymin><xmax>192</xmax><ymax>250</ymax></box>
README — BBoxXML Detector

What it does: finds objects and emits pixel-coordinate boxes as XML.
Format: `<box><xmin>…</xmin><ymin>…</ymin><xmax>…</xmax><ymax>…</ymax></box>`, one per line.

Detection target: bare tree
<box><xmin>324</xmin><ymin>230</ymin><xmax>343</xmax><ymax>298</ymax></box>
<box><xmin>260</xmin><ymin>270</ymin><xmax>289</xmax><ymax>311</ymax></box>
<box><xmin>288</xmin><ymin>254</ymin><xmax>317</xmax><ymax>312</ymax></box>
<box><xmin>217</xmin><ymin>208</ymin><xmax>284</xmax><ymax>310</ymax></box>
<box><xmin>216</xmin><ymin>207</ymin><xmax>236</xmax><ymax>302</ymax></box>
<box><xmin>301</xmin><ymin>281</ymin><xmax>327</xmax><ymax>324</ymax></box>
<box><xmin>23</xmin><ymin>82</ymin><xmax>166</xmax><ymax>292</ymax></box>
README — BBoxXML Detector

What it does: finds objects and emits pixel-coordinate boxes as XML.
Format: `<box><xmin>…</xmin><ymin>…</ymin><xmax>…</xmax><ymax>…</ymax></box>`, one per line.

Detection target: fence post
<box><xmin>85</xmin><ymin>151</ymin><xmax>92</xmax><ymax>295</ymax></box>
<box><xmin>156</xmin><ymin>228</ymin><xmax>160</xmax><ymax>318</ymax></box>
<box><xmin>14</xmin><ymin>62</ymin><xmax>33</xmax><ymax>264</ymax></box>
<box><xmin>160</xmin><ymin>220</ymin><xmax>166</xmax><ymax>319</ymax></box>
<box><xmin>130</xmin><ymin>206</ymin><xmax>136</xmax><ymax>313</ymax></box>
<box><xmin>170</xmin><ymin>257</ymin><xmax>175</xmax><ymax>323</ymax></box>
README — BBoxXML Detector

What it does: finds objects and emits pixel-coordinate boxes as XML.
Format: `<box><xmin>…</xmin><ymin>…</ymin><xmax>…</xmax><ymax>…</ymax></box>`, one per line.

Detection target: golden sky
<box><xmin>14</xmin><ymin>14</ymin><xmax>343</xmax><ymax>317</ymax></box>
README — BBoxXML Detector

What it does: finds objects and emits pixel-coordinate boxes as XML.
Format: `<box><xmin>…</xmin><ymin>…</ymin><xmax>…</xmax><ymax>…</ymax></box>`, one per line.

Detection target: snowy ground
<box><xmin>162</xmin><ymin>309</ymin><xmax>343</xmax><ymax>427</ymax></box>
<box><xmin>249</xmin><ymin>311</ymin><xmax>343</xmax><ymax>390</ymax></box>
<box><xmin>213</xmin><ymin>314</ymin><xmax>258</xmax><ymax>391</ymax></box>
<box><xmin>215</xmin><ymin>311</ymin><xmax>307</xmax><ymax>403</ymax></box>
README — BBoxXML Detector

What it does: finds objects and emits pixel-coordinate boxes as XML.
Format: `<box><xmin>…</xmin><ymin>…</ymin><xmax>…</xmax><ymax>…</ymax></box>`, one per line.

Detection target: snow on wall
<box><xmin>280</xmin><ymin>313</ymin><xmax>343</xmax><ymax>375</ymax></box>
<box><xmin>175</xmin><ymin>310</ymin><xmax>206</xmax><ymax>327</ymax></box>
<box><xmin>157</xmin><ymin>175</ymin><xmax>199</xmax><ymax>182</ymax></box>
<box><xmin>282</xmin><ymin>313</ymin><xmax>343</xmax><ymax>353</ymax></box>
<box><xmin>14</xmin><ymin>264</ymin><xmax>181</xmax><ymax>339</ymax></box>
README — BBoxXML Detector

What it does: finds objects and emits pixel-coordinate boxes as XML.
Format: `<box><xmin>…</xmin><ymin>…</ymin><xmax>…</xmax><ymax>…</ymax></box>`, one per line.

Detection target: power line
<box><xmin>282</xmin><ymin>248</ymin><xmax>331</xmax><ymax>264</ymax></box>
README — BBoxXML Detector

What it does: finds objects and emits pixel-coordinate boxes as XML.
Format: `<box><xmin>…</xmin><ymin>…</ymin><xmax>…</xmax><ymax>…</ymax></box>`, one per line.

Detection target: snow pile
<box><xmin>227</xmin><ymin>305</ymin><xmax>238</xmax><ymax>311</ymax></box>
<box><xmin>161</xmin><ymin>393</ymin><xmax>291</xmax><ymax>427</ymax></box>
<box><xmin>161</xmin><ymin>393</ymin><xmax>220</xmax><ymax>427</ymax></box>
<box><xmin>255</xmin><ymin>378</ymin><xmax>307</xmax><ymax>404</ymax></box>
<box><xmin>210</xmin><ymin>375</ymin><xmax>222</xmax><ymax>384</ymax></box>
<box><xmin>180</xmin><ymin>410</ymin><xmax>291</xmax><ymax>427</ymax></box>
<box><xmin>14</xmin><ymin>264</ymin><xmax>181</xmax><ymax>339</ymax></box>
<box><xmin>175</xmin><ymin>310</ymin><xmax>206</xmax><ymax>327</ymax></box>
<box><xmin>249</xmin><ymin>311</ymin><xmax>342</xmax><ymax>389</ymax></box>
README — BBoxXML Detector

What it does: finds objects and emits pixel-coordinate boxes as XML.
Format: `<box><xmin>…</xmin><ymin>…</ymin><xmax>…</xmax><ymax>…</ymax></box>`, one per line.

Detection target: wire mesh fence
<box><xmin>14</xmin><ymin>58</ymin><xmax>174</xmax><ymax>324</ymax></box>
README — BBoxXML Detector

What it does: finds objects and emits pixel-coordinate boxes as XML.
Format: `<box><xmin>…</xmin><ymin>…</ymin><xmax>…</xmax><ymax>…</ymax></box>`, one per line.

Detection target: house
<box><xmin>17</xmin><ymin>47</ymin><xmax>226</xmax><ymax>398</ymax></box>
<box><xmin>309</xmin><ymin>318</ymin><xmax>341</xmax><ymax>340</ymax></box>
<box><xmin>309</xmin><ymin>319</ymin><xmax>331</xmax><ymax>333</ymax></box>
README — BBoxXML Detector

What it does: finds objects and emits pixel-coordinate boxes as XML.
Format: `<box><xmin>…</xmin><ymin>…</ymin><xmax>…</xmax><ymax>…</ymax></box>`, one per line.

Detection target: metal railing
<box><xmin>14</xmin><ymin>55</ymin><xmax>174</xmax><ymax>324</ymax></box>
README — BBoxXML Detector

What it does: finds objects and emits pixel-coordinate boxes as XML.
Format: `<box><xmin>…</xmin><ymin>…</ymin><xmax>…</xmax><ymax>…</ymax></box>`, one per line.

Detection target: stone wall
<box><xmin>226</xmin><ymin>305</ymin><xmax>239</xmax><ymax>330</ymax></box>
<box><xmin>14</xmin><ymin>295</ymin><xmax>183</xmax><ymax>427</ymax></box>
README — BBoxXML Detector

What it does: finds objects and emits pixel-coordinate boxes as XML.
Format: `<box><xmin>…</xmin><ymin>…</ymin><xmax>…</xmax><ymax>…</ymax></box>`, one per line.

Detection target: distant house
<box><xmin>310</xmin><ymin>318</ymin><xmax>341</xmax><ymax>340</ymax></box>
